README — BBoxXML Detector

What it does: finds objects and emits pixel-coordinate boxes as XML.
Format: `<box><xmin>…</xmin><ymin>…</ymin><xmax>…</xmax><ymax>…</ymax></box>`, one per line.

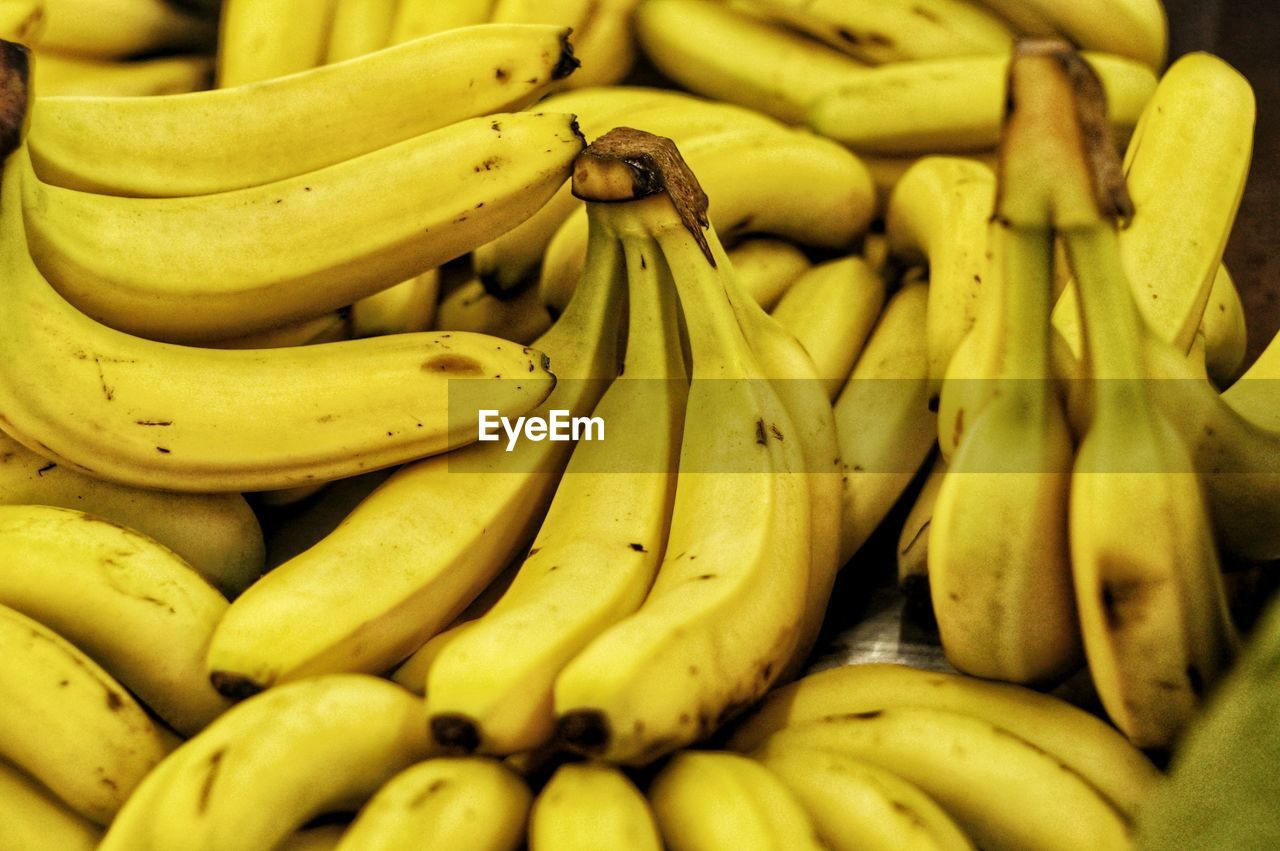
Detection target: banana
<box><xmin>351</xmin><ymin>273</ymin><xmax>440</xmax><ymax>338</ymax></box>
<box><xmin>634</xmin><ymin>0</ymin><xmax>866</xmax><ymax>123</ymax></box>
<box><xmin>0</xmin><ymin>429</ymin><xmax>263</xmax><ymax>597</ymax></box>
<box><xmin>809</xmin><ymin>51</ymin><xmax>1157</xmax><ymax>155</ymax></box>
<box><xmin>435</xmin><ymin>278</ymin><xmax>554</xmax><ymax>346</ymax></box>
<box><xmin>0</xmin><ymin>0</ymin><xmax>41</xmax><ymax>43</ymax></box>
<box><xmin>728</xmin><ymin>237</ymin><xmax>811</xmax><ymax>310</ymax></box>
<box><xmin>0</xmin><ymin>758</ymin><xmax>102</xmax><ymax>851</ymax></box>
<box><xmin>23</xmin><ymin>111</ymin><xmax>585</xmax><ymax>342</ymax></box>
<box><xmin>281</xmin><ymin>825</ymin><xmax>348</xmax><ymax>851</ymax></box>
<box><xmin>649</xmin><ymin>750</ymin><xmax>825</xmax><ymax>851</ymax></box>
<box><xmin>529</xmin><ymin>762</ymin><xmax>662</xmax><ymax>851</ymax></box>
<box><xmin>493</xmin><ymin>0</ymin><xmax>593</xmax><ymax>30</ymax></box>
<box><xmin>389</xmin><ymin>0</ymin><xmax>495</xmax><ymax>43</ymax></box>
<box><xmin>29</xmin><ymin>24</ymin><xmax>577</xmax><ymax>197</ymax></box>
<box><xmin>325</xmin><ymin>0</ymin><xmax>398</xmax><ymax>62</ymax></box>
<box><xmin>336</xmin><ymin>757</ymin><xmax>531</xmax><ymax>851</ymax></box>
<box><xmin>738</xmin><ymin>0</ymin><xmax>1014</xmax><ymax>64</ymax></box>
<box><xmin>564</xmin><ymin>0</ymin><xmax>643</xmax><ymax>88</ymax></box>
<box><xmin>18</xmin><ymin>0</ymin><xmax>214</xmax><ymax>59</ymax></box>
<box><xmin>539</xmin><ymin>127</ymin><xmax>875</xmax><ymax>312</ymax></box>
<box><xmin>217</xmin><ymin>0</ymin><xmax>338</xmax><ymax>87</ymax></box>
<box><xmin>0</xmin><ymin>504</ymin><xmax>230</xmax><ymax>735</ymax></box>
<box><xmin>754</xmin><ymin>708</ymin><xmax>1132</xmax><ymax>850</ymax></box>
<box><xmin>727</xmin><ymin>663</ymin><xmax>1160</xmax><ymax>820</ymax></box>
<box><xmin>753</xmin><ymin>745</ymin><xmax>974</xmax><ymax>850</ymax></box>
<box><xmin>896</xmin><ymin>454</ymin><xmax>946</xmax><ymax>596</ymax></box>
<box><xmin>210</xmin><ymin>310</ymin><xmax>351</xmax><ymax>349</ymax></box>
<box><xmin>555</xmin><ymin>135</ymin><xmax>810</xmax><ymax>764</ymax></box>
<box><xmin>205</xmin><ymin>201</ymin><xmax>623</xmax><ymax>694</ymax></box>
<box><xmin>31</xmin><ymin>51</ymin><xmax>212</xmax><ymax>97</ymax></box>
<box><xmin>0</xmin><ymin>604</ymin><xmax>175</xmax><ymax>825</ymax></box>
<box><xmin>0</xmin><ymin>148</ymin><xmax>556</xmax><ymax>494</ymax></box>
<box><xmin>970</xmin><ymin>0</ymin><xmax>1167</xmax><ymax>69</ymax></box>
<box><xmin>99</xmin><ymin>675</ymin><xmax>433</xmax><ymax>851</ymax></box>
<box><xmin>424</xmin><ymin>198</ymin><xmax>685</xmax><ymax>756</ymax></box>
<box><xmin>835</xmin><ymin>281</ymin><xmax>936</xmax><ymax>562</ymax></box>
<box><xmin>1201</xmin><ymin>265</ymin><xmax>1248</xmax><ymax>388</ymax></box>
<box><xmin>769</xmin><ymin>255</ymin><xmax>885</xmax><ymax>399</ymax></box>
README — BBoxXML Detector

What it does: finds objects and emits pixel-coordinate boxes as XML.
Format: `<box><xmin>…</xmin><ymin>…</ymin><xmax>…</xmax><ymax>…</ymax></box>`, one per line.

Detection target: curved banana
<box><xmin>0</xmin><ymin>504</ymin><xmax>230</xmax><ymax>735</ymax></box>
<box><xmin>217</xmin><ymin>0</ymin><xmax>337</xmax><ymax>86</ymax></box>
<box><xmin>1201</xmin><ymin>265</ymin><xmax>1248</xmax><ymax>388</ymax></box>
<box><xmin>727</xmin><ymin>663</ymin><xmax>1159</xmax><ymax>820</ymax></box>
<box><xmin>770</xmin><ymin>255</ymin><xmax>885</xmax><ymax>399</ymax></box>
<box><xmin>970</xmin><ymin>0</ymin><xmax>1167</xmax><ymax>69</ymax></box>
<box><xmin>835</xmin><ymin>282</ymin><xmax>936</xmax><ymax>563</ymax></box>
<box><xmin>31</xmin><ymin>51</ymin><xmax>212</xmax><ymax>97</ymax></box>
<box><xmin>0</xmin><ymin>430</ymin><xmax>263</xmax><ymax>597</ymax></box>
<box><xmin>649</xmin><ymin>751</ymin><xmax>824</xmax><ymax>851</ymax></box>
<box><xmin>634</xmin><ymin>0</ymin><xmax>866</xmax><ymax>123</ymax></box>
<box><xmin>754</xmin><ymin>745</ymin><xmax>974</xmax><ymax>850</ymax></box>
<box><xmin>206</xmin><ymin>207</ymin><xmax>623</xmax><ymax>694</ymax></box>
<box><xmin>435</xmin><ymin>278</ymin><xmax>553</xmax><ymax>345</ymax></box>
<box><xmin>19</xmin><ymin>0</ymin><xmax>214</xmax><ymax>60</ymax></box>
<box><xmin>210</xmin><ymin>310</ymin><xmax>351</xmax><ymax>349</ymax></box>
<box><xmin>336</xmin><ymin>757</ymin><xmax>530</xmax><ymax>851</ymax></box>
<box><xmin>755</xmin><ymin>708</ymin><xmax>1132</xmax><ymax>850</ymax></box>
<box><xmin>0</xmin><ymin>759</ymin><xmax>101</xmax><ymax>851</ymax></box>
<box><xmin>0</xmin><ymin>604</ymin><xmax>175</xmax><ymax>826</ymax></box>
<box><xmin>424</xmin><ymin>201</ymin><xmax>684</xmax><ymax>756</ymax></box>
<box><xmin>29</xmin><ymin>24</ymin><xmax>577</xmax><ymax>197</ymax></box>
<box><xmin>565</xmin><ymin>0</ymin><xmax>643</xmax><ymax>88</ymax></box>
<box><xmin>325</xmin><ymin>0</ymin><xmax>397</xmax><ymax>62</ymax></box>
<box><xmin>492</xmin><ymin>0</ymin><xmax>593</xmax><ymax>30</ymax></box>
<box><xmin>0</xmin><ymin>149</ymin><xmax>556</xmax><ymax>494</ymax></box>
<box><xmin>351</xmin><ymin>272</ymin><xmax>440</xmax><ymax>338</ymax></box>
<box><xmin>896</xmin><ymin>454</ymin><xmax>946</xmax><ymax>596</ymax></box>
<box><xmin>390</xmin><ymin>0</ymin><xmax>495</xmax><ymax>43</ymax></box>
<box><xmin>99</xmin><ymin>675</ymin><xmax>433</xmax><ymax>851</ymax></box>
<box><xmin>529</xmin><ymin>762</ymin><xmax>662</xmax><ymax>851</ymax></box>
<box><xmin>24</xmin><ymin>111</ymin><xmax>585</xmax><ymax>342</ymax></box>
<box><xmin>729</xmin><ymin>237</ymin><xmax>811</xmax><ymax>310</ymax></box>
<box><xmin>809</xmin><ymin>51</ymin><xmax>1157</xmax><ymax>155</ymax></box>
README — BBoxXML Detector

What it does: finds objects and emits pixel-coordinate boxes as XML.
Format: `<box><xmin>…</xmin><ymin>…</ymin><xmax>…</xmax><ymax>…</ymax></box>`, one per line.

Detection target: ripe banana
<box><xmin>493</xmin><ymin>0</ymin><xmax>593</xmax><ymax>31</ymax></box>
<box><xmin>769</xmin><ymin>255</ymin><xmax>885</xmax><ymax>399</ymax></box>
<box><xmin>754</xmin><ymin>708</ymin><xmax>1132</xmax><ymax>850</ymax></box>
<box><xmin>529</xmin><ymin>762</ymin><xmax>663</xmax><ymax>851</ymax></box>
<box><xmin>564</xmin><ymin>0</ymin><xmax>643</xmax><ymax>88</ymax></box>
<box><xmin>282</xmin><ymin>825</ymin><xmax>348</xmax><ymax>851</ymax></box>
<box><xmin>217</xmin><ymin>0</ymin><xmax>338</xmax><ymax>87</ymax></box>
<box><xmin>0</xmin><ymin>604</ymin><xmax>175</xmax><ymax>825</ymax></box>
<box><xmin>424</xmin><ymin>200</ymin><xmax>684</xmax><ymax>756</ymax></box>
<box><xmin>727</xmin><ymin>663</ymin><xmax>1160</xmax><ymax>820</ymax></box>
<box><xmin>0</xmin><ymin>504</ymin><xmax>230</xmax><ymax>735</ymax></box>
<box><xmin>0</xmin><ymin>759</ymin><xmax>102</xmax><ymax>851</ymax></box>
<box><xmin>31</xmin><ymin>51</ymin><xmax>213</xmax><ymax>97</ymax></box>
<box><xmin>435</xmin><ymin>278</ymin><xmax>553</xmax><ymax>346</ymax></box>
<box><xmin>99</xmin><ymin>675</ymin><xmax>432</xmax><ymax>851</ymax></box>
<box><xmin>29</xmin><ymin>24</ymin><xmax>577</xmax><ymax>197</ymax></box>
<box><xmin>729</xmin><ymin>237</ymin><xmax>811</xmax><ymax>310</ymax></box>
<box><xmin>17</xmin><ymin>0</ymin><xmax>214</xmax><ymax>60</ymax></box>
<box><xmin>325</xmin><ymin>0</ymin><xmax>398</xmax><ymax>63</ymax></box>
<box><xmin>738</xmin><ymin>0</ymin><xmax>1014</xmax><ymax>64</ymax></box>
<box><xmin>351</xmin><ymin>272</ymin><xmax>440</xmax><ymax>338</ymax></box>
<box><xmin>206</xmin><ymin>208</ymin><xmax>623</xmax><ymax>693</ymax></box>
<box><xmin>835</xmin><ymin>281</ymin><xmax>936</xmax><ymax>562</ymax></box>
<box><xmin>634</xmin><ymin>0</ymin><xmax>866</xmax><ymax>123</ymax></box>
<box><xmin>971</xmin><ymin>0</ymin><xmax>1167</xmax><ymax>69</ymax></box>
<box><xmin>24</xmin><ymin>111</ymin><xmax>585</xmax><ymax>342</ymax></box>
<box><xmin>0</xmin><ymin>429</ymin><xmax>264</xmax><ymax>597</ymax></box>
<box><xmin>336</xmin><ymin>757</ymin><xmax>531</xmax><ymax>851</ymax></box>
<box><xmin>809</xmin><ymin>51</ymin><xmax>1157</xmax><ymax>155</ymax></box>
<box><xmin>210</xmin><ymin>310</ymin><xmax>351</xmax><ymax>349</ymax></box>
<box><xmin>390</xmin><ymin>0</ymin><xmax>495</xmax><ymax>43</ymax></box>
<box><xmin>1201</xmin><ymin>265</ymin><xmax>1248</xmax><ymax>388</ymax></box>
<box><xmin>0</xmin><ymin>0</ymin><xmax>40</xmax><ymax>44</ymax></box>
<box><xmin>648</xmin><ymin>751</ymin><xmax>825</xmax><ymax>851</ymax></box>
<box><xmin>0</xmin><ymin>148</ymin><xmax>556</xmax><ymax>494</ymax></box>
<box><xmin>754</xmin><ymin>745</ymin><xmax>974</xmax><ymax>850</ymax></box>
<box><xmin>897</xmin><ymin>454</ymin><xmax>946</xmax><ymax>595</ymax></box>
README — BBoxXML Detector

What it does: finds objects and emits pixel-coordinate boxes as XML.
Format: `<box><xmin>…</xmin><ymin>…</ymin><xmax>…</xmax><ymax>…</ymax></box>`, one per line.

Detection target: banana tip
<box><xmin>430</xmin><ymin>714</ymin><xmax>481</xmax><ymax>753</ymax></box>
<box><xmin>556</xmin><ymin>709</ymin><xmax>610</xmax><ymax>755</ymax></box>
<box><xmin>209</xmin><ymin>670</ymin><xmax>267</xmax><ymax>702</ymax></box>
<box><xmin>552</xmin><ymin>32</ymin><xmax>581</xmax><ymax>81</ymax></box>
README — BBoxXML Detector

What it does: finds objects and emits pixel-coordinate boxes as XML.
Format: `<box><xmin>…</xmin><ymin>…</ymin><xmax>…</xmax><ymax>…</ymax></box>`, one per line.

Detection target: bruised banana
<box><xmin>529</xmin><ymin>762</ymin><xmax>662</xmax><ymax>851</ymax></box>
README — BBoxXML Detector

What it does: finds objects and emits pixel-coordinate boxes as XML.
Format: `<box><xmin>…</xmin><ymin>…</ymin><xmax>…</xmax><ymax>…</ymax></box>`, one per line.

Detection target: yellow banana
<box><xmin>0</xmin><ymin>759</ymin><xmax>102</xmax><ymax>851</ymax></box>
<box><xmin>435</xmin><ymin>278</ymin><xmax>554</xmax><ymax>346</ymax></box>
<box><xmin>217</xmin><ymin>0</ymin><xmax>338</xmax><ymax>87</ymax></box>
<box><xmin>19</xmin><ymin>0</ymin><xmax>214</xmax><ymax>59</ymax></box>
<box><xmin>389</xmin><ymin>0</ymin><xmax>495</xmax><ymax>43</ymax></box>
<box><xmin>492</xmin><ymin>0</ymin><xmax>593</xmax><ymax>30</ymax></box>
<box><xmin>529</xmin><ymin>762</ymin><xmax>662</xmax><ymax>851</ymax></box>
<box><xmin>31</xmin><ymin>51</ymin><xmax>212</xmax><ymax>97</ymax></box>
<box><xmin>896</xmin><ymin>454</ymin><xmax>946</xmax><ymax>596</ymax></box>
<box><xmin>210</xmin><ymin>310</ymin><xmax>351</xmax><ymax>349</ymax></box>
<box><xmin>325</xmin><ymin>0</ymin><xmax>398</xmax><ymax>62</ymax></box>
<box><xmin>1201</xmin><ymin>265</ymin><xmax>1248</xmax><ymax>388</ymax></box>
<box><xmin>564</xmin><ymin>0</ymin><xmax>643</xmax><ymax>88</ymax></box>
<box><xmin>728</xmin><ymin>237</ymin><xmax>811</xmax><ymax>310</ymax></box>
<box><xmin>971</xmin><ymin>0</ymin><xmax>1167</xmax><ymax>69</ymax></box>
<box><xmin>351</xmin><ymin>272</ymin><xmax>440</xmax><ymax>338</ymax></box>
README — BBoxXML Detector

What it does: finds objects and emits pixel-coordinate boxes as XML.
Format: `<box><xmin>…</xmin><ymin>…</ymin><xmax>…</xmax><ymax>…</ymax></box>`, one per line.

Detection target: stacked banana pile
<box><xmin>0</xmin><ymin>0</ymin><xmax>1277</xmax><ymax>847</ymax></box>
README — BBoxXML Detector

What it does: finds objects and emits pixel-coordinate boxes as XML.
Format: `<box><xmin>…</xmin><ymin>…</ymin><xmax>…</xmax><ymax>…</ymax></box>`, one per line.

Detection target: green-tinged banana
<box><xmin>205</xmin><ymin>205</ymin><xmax>622</xmax><ymax>694</ymax></box>
<box><xmin>728</xmin><ymin>238</ymin><xmax>811</xmax><ymax>310</ymax></box>
<box><xmin>0</xmin><ymin>504</ymin><xmax>230</xmax><ymax>734</ymax></box>
<box><xmin>31</xmin><ymin>51</ymin><xmax>212</xmax><ymax>97</ymax></box>
<box><xmin>754</xmin><ymin>745</ymin><xmax>974</xmax><ymax>850</ymax></box>
<box><xmin>0</xmin><ymin>430</ymin><xmax>263</xmax><ymax>597</ymax></box>
<box><xmin>1052</xmin><ymin>52</ymin><xmax>1255</xmax><ymax>359</ymax></box>
<box><xmin>755</xmin><ymin>708</ymin><xmax>1131</xmax><ymax>850</ymax></box>
<box><xmin>540</xmin><ymin>126</ymin><xmax>874</xmax><ymax>311</ymax></box>
<box><xmin>836</xmin><ymin>282</ymin><xmax>936</xmax><ymax>562</ymax></box>
<box><xmin>99</xmin><ymin>675</ymin><xmax>432</xmax><ymax>851</ymax></box>
<box><xmin>887</xmin><ymin>157</ymin><xmax>994</xmax><ymax>388</ymax></box>
<box><xmin>635</xmin><ymin>0</ymin><xmax>866</xmax><ymax>123</ymax></box>
<box><xmin>0</xmin><ymin>759</ymin><xmax>101</xmax><ymax>851</ymax></box>
<box><xmin>1026</xmin><ymin>43</ymin><xmax>1237</xmax><ymax>747</ymax></box>
<box><xmin>564</xmin><ymin>0</ymin><xmax>643</xmax><ymax>88</ymax></box>
<box><xmin>809</xmin><ymin>51</ymin><xmax>1156</xmax><ymax>155</ymax></box>
<box><xmin>336</xmin><ymin>758</ymin><xmax>530</xmax><ymax>851</ymax></box>
<box><xmin>739</xmin><ymin>0</ymin><xmax>1014</xmax><ymax>64</ymax></box>
<box><xmin>210</xmin><ymin>310</ymin><xmax>351</xmax><ymax>349</ymax></box>
<box><xmin>649</xmin><ymin>751</ymin><xmax>825</xmax><ymax>851</ymax></box>
<box><xmin>0</xmin><ymin>149</ymin><xmax>556</xmax><ymax>494</ymax></box>
<box><xmin>24</xmin><ymin>111</ymin><xmax>584</xmax><ymax>342</ymax></box>
<box><xmin>217</xmin><ymin>0</ymin><xmax>338</xmax><ymax>86</ymax></box>
<box><xmin>18</xmin><ymin>0</ymin><xmax>214</xmax><ymax>59</ymax></box>
<box><xmin>0</xmin><ymin>604</ymin><xmax>175</xmax><ymax>825</ymax></box>
<box><xmin>435</xmin><ymin>278</ymin><xmax>553</xmax><ymax>346</ymax></box>
<box><xmin>529</xmin><ymin>762</ymin><xmax>662</xmax><ymax>851</ymax></box>
<box><xmin>1201</xmin><ymin>265</ymin><xmax>1248</xmax><ymax>388</ymax></box>
<box><xmin>555</xmin><ymin>138</ymin><xmax>810</xmax><ymax>764</ymax></box>
<box><xmin>971</xmin><ymin>0</ymin><xmax>1167</xmax><ymax>69</ymax></box>
<box><xmin>727</xmin><ymin>663</ymin><xmax>1159</xmax><ymax>820</ymax></box>
<box><xmin>29</xmin><ymin>24</ymin><xmax>577</xmax><ymax>197</ymax></box>
<box><xmin>770</xmin><ymin>255</ymin><xmax>885</xmax><ymax>399</ymax></box>
<box><xmin>424</xmin><ymin>200</ymin><xmax>684</xmax><ymax>756</ymax></box>
<box><xmin>325</xmin><ymin>0</ymin><xmax>397</xmax><ymax>62</ymax></box>
<box><xmin>897</xmin><ymin>454</ymin><xmax>946</xmax><ymax>595</ymax></box>
<box><xmin>389</xmin><ymin>0</ymin><xmax>495</xmax><ymax>43</ymax></box>
<box><xmin>351</xmin><ymin>272</ymin><xmax>440</xmax><ymax>338</ymax></box>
